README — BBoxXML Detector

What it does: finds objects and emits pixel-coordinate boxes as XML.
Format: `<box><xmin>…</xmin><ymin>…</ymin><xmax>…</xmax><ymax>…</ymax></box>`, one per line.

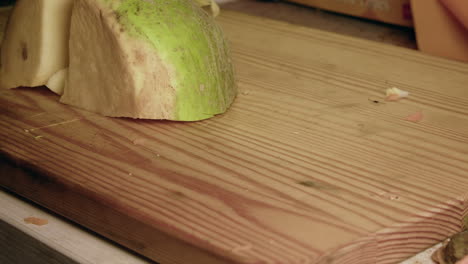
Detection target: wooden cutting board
<box><xmin>1</xmin><ymin>10</ymin><xmax>468</xmax><ymax>264</ymax></box>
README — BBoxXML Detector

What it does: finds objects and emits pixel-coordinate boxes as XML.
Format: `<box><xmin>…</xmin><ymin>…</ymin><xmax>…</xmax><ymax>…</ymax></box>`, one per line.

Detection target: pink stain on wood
<box><xmin>24</xmin><ymin>217</ymin><xmax>48</xmax><ymax>226</ymax></box>
<box><xmin>404</xmin><ymin>111</ymin><xmax>424</xmax><ymax>123</ymax></box>
<box><xmin>385</xmin><ymin>94</ymin><xmax>402</xmax><ymax>101</ymax></box>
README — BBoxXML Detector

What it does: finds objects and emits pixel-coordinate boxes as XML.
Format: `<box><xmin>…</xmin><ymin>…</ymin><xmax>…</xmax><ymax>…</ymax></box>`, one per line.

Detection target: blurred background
<box><xmin>217</xmin><ymin>0</ymin><xmax>468</xmax><ymax>62</ymax></box>
<box><xmin>1</xmin><ymin>0</ymin><xmax>467</xmax><ymax>61</ymax></box>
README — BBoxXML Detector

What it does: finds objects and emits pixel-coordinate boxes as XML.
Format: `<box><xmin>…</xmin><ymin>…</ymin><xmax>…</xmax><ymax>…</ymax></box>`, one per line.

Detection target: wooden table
<box><xmin>221</xmin><ymin>0</ymin><xmax>417</xmax><ymax>49</ymax></box>
<box><xmin>2</xmin><ymin>2</ymin><xmax>468</xmax><ymax>264</ymax></box>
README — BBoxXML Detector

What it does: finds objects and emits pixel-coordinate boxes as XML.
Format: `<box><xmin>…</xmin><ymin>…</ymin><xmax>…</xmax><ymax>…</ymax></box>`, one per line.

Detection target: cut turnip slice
<box><xmin>0</xmin><ymin>0</ymin><xmax>73</xmax><ymax>89</ymax></box>
<box><xmin>46</xmin><ymin>68</ymin><xmax>68</xmax><ymax>95</ymax></box>
<box><xmin>60</xmin><ymin>0</ymin><xmax>236</xmax><ymax>121</ymax></box>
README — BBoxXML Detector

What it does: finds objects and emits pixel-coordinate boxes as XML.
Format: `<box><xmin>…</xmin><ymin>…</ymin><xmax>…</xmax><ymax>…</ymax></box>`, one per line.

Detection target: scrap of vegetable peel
<box><xmin>405</xmin><ymin>111</ymin><xmax>423</xmax><ymax>122</ymax></box>
<box><xmin>194</xmin><ymin>0</ymin><xmax>220</xmax><ymax>16</ymax></box>
<box><xmin>385</xmin><ymin>87</ymin><xmax>409</xmax><ymax>101</ymax></box>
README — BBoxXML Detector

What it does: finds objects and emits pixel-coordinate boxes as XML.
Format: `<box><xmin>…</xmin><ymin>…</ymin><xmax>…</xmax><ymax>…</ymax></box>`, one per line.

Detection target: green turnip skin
<box><xmin>61</xmin><ymin>0</ymin><xmax>236</xmax><ymax>121</ymax></box>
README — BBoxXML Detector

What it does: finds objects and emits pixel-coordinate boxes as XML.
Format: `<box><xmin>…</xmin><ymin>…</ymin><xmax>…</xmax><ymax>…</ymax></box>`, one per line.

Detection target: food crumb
<box><xmin>24</xmin><ymin>217</ymin><xmax>48</xmax><ymax>226</ymax></box>
<box><xmin>405</xmin><ymin>111</ymin><xmax>424</xmax><ymax>123</ymax></box>
<box><xmin>385</xmin><ymin>87</ymin><xmax>409</xmax><ymax>101</ymax></box>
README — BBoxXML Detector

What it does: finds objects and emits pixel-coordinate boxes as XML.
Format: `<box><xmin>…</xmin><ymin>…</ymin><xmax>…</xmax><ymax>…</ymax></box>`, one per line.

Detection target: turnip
<box><xmin>0</xmin><ymin>0</ymin><xmax>73</xmax><ymax>89</ymax></box>
<box><xmin>1</xmin><ymin>0</ymin><xmax>236</xmax><ymax>121</ymax></box>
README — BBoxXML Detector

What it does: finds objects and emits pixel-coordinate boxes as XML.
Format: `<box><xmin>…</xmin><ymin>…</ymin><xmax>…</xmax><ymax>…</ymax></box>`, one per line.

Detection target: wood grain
<box><xmin>0</xmin><ymin>219</ymin><xmax>79</xmax><ymax>264</ymax></box>
<box><xmin>0</xmin><ymin>189</ymin><xmax>150</xmax><ymax>264</ymax></box>
<box><xmin>1</xmin><ymin>10</ymin><xmax>468</xmax><ymax>264</ymax></box>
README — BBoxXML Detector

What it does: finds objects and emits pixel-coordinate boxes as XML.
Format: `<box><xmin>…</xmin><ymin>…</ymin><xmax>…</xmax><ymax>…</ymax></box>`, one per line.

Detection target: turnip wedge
<box><xmin>61</xmin><ymin>0</ymin><xmax>236</xmax><ymax>121</ymax></box>
<box><xmin>0</xmin><ymin>0</ymin><xmax>73</xmax><ymax>89</ymax></box>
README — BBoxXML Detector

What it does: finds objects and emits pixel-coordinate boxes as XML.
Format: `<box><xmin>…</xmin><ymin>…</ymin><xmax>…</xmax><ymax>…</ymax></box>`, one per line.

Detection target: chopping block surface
<box><xmin>1</xmin><ymin>11</ymin><xmax>468</xmax><ymax>264</ymax></box>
